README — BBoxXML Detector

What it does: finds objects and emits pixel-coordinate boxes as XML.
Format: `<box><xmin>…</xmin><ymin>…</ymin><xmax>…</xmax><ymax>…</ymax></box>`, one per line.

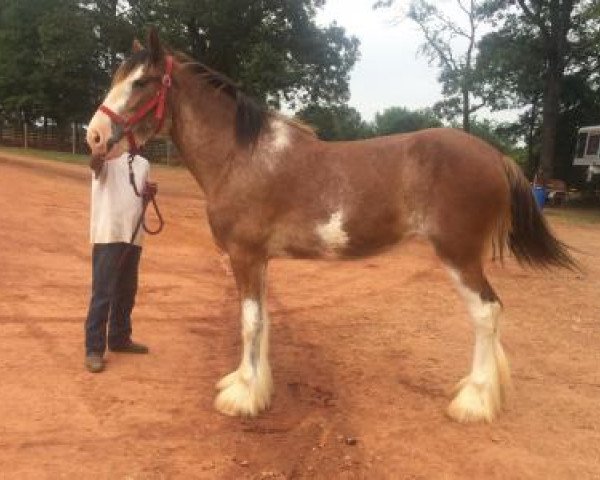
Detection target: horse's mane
<box><xmin>172</xmin><ymin>51</ymin><xmax>316</xmax><ymax>145</ymax></box>
<box><xmin>115</xmin><ymin>48</ymin><xmax>314</xmax><ymax>145</ymax></box>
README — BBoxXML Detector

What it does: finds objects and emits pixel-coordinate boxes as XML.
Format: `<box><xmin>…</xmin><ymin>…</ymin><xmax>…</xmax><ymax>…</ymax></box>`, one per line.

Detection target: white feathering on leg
<box><xmin>446</xmin><ymin>270</ymin><xmax>510</xmax><ymax>423</ymax></box>
<box><xmin>215</xmin><ymin>298</ymin><xmax>273</xmax><ymax>416</ymax></box>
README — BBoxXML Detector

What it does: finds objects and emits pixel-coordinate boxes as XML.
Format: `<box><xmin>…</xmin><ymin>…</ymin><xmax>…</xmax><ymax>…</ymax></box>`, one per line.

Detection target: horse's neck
<box><xmin>169</xmin><ymin>76</ymin><xmax>241</xmax><ymax>195</ymax></box>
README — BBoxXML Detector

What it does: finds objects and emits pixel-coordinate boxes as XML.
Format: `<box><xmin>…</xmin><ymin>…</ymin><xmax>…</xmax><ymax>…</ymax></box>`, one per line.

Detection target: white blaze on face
<box><xmin>103</xmin><ymin>65</ymin><xmax>146</xmax><ymax>114</ymax></box>
<box><xmin>86</xmin><ymin>65</ymin><xmax>146</xmax><ymax>156</ymax></box>
<box><xmin>316</xmin><ymin>210</ymin><xmax>349</xmax><ymax>251</ymax></box>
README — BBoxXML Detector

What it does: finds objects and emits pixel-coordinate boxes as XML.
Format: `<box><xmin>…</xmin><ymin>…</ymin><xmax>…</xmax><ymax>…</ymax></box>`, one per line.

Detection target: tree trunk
<box><xmin>462</xmin><ymin>88</ymin><xmax>471</xmax><ymax>133</ymax></box>
<box><xmin>538</xmin><ymin>0</ymin><xmax>573</xmax><ymax>180</ymax></box>
<box><xmin>526</xmin><ymin>101</ymin><xmax>538</xmax><ymax>177</ymax></box>
<box><xmin>540</xmin><ymin>64</ymin><xmax>561</xmax><ymax>178</ymax></box>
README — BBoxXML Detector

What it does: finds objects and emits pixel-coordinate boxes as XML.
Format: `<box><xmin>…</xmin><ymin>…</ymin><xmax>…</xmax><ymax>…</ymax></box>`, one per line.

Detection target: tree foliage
<box><xmin>376</xmin><ymin>0</ymin><xmax>600</xmax><ymax>181</ymax></box>
<box><xmin>296</xmin><ymin>104</ymin><xmax>373</xmax><ymax>141</ymax></box>
<box><xmin>0</xmin><ymin>0</ymin><xmax>53</xmax><ymax>122</ymax></box>
<box><xmin>479</xmin><ymin>0</ymin><xmax>600</xmax><ymax>176</ymax></box>
<box><xmin>376</xmin><ymin>0</ymin><xmax>488</xmax><ymax>132</ymax></box>
<box><xmin>0</xmin><ymin>0</ymin><xmax>359</xmax><ymax>128</ymax></box>
<box><xmin>127</xmin><ymin>0</ymin><xmax>360</xmax><ymax>108</ymax></box>
<box><xmin>374</xmin><ymin>106</ymin><xmax>442</xmax><ymax>135</ymax></box>
<box><xmin>296</xmin><ymin>104</ymin><xmax>446</xmax><ymax>141</ymax></box>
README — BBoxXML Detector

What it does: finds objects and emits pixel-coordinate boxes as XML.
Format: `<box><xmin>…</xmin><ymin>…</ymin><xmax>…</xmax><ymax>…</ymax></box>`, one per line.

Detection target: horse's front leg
<box><xmin>214</xmin><ymin>249</ymin><xmax>273</xmax><ymax>416</ymax></box>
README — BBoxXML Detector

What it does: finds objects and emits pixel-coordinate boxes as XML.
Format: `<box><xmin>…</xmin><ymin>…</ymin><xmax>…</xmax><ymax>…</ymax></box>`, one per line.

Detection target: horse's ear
<box><xmin>147</xmin><ymin>26</ymin><xmax>163</xmax><ymax>64</ymax></box>
<box><xmin>132</xmin><ymin>38</ymin><xmax>143</xmax><ymax>53</ymax></box>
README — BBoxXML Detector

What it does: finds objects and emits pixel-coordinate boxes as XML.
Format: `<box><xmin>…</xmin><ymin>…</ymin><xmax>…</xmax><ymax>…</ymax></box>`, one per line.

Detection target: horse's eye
<box><xmin>132</xmin><ymin>78</ymin><xmax>149</xmax><ymax>89</ymax></box>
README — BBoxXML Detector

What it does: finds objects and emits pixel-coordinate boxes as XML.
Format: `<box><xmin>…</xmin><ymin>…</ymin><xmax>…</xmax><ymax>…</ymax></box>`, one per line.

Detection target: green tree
<box><xmin>0</xmin><ymin>0</ymin><xmax>360</xmax><ymax>130</ymax></box>
<box><xmin>375</xmin><ymin>0</ymin><xmax>488</xmax><ymax>133</ymax></box>
<box><xmin>374</xmin><ymin>106</ymin><xmax>442</xmax><ymax>135</ymax></box>
<box><xmin>38</xmin><ymin>0</ymin><xmax>100</xmax><ymax>126</ymax></box>
<box><xmin>464</xmin><ymin>118</ymin><xmax>518</xmax><ymax>154</ymax></box>
<box><xmin>476</xmin><ymin>23</ymin><xmax>545</xmax><ymax>173</ymax></box>
<box><xmin>0</xmin><ymin>0</ymin><xmax>52</xmax><ymax>124</ymax></box>
<box><xmin>0</xmin><ymin>0</ymin><xmax>106</xmax><ymax>128</ymax></box>
<box><xmin>126</xmin><ymin>0</ymin><xmax>360</xmax><ymax>108</ymax></box>
<box><xmin>296</xmin><ymin>104</ymin><xmax>373</xmax><ymax>141</ymax></box>
<box><xmin>481</xmin><ymin>0</ymin><xmax>599</xmax><ymax>177</ymax></box>
<box><xmin>82</xmin><ymin>0</ymin><xmax>137</xmax><ymax>84</ymax></box>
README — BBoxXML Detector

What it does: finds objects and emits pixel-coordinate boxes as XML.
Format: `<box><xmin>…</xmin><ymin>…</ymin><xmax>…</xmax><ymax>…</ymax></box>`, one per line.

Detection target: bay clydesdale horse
<box><xmin>86</xmin><ymin>30</ymin><xmax>575</xmax><ymax>423</ymax></box>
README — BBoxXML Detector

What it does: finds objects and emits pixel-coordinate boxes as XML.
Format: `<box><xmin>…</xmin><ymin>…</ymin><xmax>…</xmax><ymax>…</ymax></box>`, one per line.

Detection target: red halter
<box><xmin>98</xmin><ymin>55</ymin><xmax>174</xmax><ymax>154</ymax></box>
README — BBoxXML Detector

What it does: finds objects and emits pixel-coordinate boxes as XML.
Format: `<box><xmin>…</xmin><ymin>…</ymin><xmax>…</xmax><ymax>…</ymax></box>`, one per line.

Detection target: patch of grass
<box><xmin>0</xmin><ymin>146</ymin><xmax>88</xmax><ymax>164</ymax></box>
<box><xmin>545</xmin><ymin>206</ymin><xmax>600</xmax><ymax>225</ymax></box>
<box><xmin>0</xmin><ymin>146</ymin><xmax>182</xmax><ymax>170</ymax></box>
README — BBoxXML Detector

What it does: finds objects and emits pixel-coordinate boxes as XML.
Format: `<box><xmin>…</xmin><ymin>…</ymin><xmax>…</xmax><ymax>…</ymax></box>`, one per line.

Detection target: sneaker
<box><xmin>85</xmin><ymin>353</ymin><xmax>105</xmax><ymax>373</ymax></box>
<box><xmin>109</xmin><ymin>341</ymin><xmax>149</xmax><ymax>354</ymax></box>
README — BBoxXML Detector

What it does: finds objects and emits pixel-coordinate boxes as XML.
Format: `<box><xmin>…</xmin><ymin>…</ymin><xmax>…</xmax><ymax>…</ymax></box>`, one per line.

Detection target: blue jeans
<box><xmin>85</xmin><ymin>243</ymin><xmax>141</xmax><ymax>355</ymax></box>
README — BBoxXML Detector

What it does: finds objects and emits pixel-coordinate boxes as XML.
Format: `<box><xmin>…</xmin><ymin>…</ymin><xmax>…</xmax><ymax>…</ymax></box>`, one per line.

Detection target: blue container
<box><xmin>533</xmin><ymin>186</ymin><xmax>546</xmax><ymax>209</ymax></box>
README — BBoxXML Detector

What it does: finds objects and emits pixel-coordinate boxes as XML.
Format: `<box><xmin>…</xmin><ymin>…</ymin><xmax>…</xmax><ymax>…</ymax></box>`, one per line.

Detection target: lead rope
<box><xmin>127</xmin><ymin>154</ymin><xmax>164</xmax><ymax>234</ymax></box>
<box><xmin>118</xmin><ymin>154</ymin><xmax>164</xmax><ymax>268</ymax></box>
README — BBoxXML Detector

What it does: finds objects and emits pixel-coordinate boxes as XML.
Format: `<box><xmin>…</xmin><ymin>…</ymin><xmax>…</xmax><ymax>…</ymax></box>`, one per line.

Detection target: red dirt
<box><xmin>1</xmin><ymin>152</ymin><xmax>599</xmax><ymax>479</ymax></box>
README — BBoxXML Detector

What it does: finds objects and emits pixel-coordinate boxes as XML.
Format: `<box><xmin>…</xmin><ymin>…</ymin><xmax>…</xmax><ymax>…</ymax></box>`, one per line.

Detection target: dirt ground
<box><xmin>0</xmin><ymin>151</ymin><xmax>599</xmax><ymax>480</ymax></box>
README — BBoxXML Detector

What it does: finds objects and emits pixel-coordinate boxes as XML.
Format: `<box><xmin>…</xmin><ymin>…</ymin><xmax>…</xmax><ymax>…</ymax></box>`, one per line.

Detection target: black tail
<box><xmin>502</xmin><ymin>157</ymin><xmax>578</xmax><ymax>270</ymax></box>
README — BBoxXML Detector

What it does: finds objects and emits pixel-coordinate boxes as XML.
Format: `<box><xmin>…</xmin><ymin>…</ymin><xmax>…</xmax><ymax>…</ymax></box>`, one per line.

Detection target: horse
<box><xmin>86</xmin><ymin>29</ymin><xmax>575</xmax><ymax>423</ymax></box>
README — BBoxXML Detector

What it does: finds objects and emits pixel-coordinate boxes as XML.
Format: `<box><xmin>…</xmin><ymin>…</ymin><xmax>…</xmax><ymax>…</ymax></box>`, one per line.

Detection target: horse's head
<box><xmin>87</xmin><ymin>28</ymin><xmax>171</xmax><ymax>164</ymax></box>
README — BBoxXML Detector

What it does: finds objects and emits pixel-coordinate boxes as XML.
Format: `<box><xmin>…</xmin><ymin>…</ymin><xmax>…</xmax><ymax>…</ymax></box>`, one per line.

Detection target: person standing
<box><xmin>84</xmin><ymin>152</ymin><xmax>155</xmax><ymax>373</ymax></box>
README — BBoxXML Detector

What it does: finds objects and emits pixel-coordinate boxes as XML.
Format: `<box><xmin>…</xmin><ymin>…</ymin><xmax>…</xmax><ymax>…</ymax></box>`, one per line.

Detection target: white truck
<box><xmin>574</xmin><ymin>125</ymin><xmax>600</xmax><ymax>181</ymax></box>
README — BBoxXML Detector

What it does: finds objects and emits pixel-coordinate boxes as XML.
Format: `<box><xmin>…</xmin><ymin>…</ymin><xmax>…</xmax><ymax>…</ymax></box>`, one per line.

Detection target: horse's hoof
<box><xmin>216</xmin><ymin>369</ymin><xmax>240</xmax><ymax>391</ymax></box>
<box><xmin>214</xmin><ymin>368</ymin><xmax>273</xmax><ymax>417</ymax></box>
<box><xmin>446</xmin><ymin>377</ymin><xmax>500</xmax><ymax>423</ymax></box>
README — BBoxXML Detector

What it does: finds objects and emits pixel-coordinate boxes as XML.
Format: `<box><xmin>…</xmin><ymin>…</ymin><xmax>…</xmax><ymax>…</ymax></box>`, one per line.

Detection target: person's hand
<box><xmin>142</xmin><ymin>181</ymin><xmax>158</xmax><ymax>201</ymax></box>
<box><xmin>89</xmin><ymin>155</ymin><xmax>105</xmax><ymax>179</ymax></box>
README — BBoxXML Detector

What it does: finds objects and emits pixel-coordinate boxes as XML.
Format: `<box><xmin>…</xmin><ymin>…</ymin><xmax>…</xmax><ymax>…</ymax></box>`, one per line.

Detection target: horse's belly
<box><xmin>343</xmin><ymin>216</ymin><xmax>404</xmax><ymax>257</ymax></box>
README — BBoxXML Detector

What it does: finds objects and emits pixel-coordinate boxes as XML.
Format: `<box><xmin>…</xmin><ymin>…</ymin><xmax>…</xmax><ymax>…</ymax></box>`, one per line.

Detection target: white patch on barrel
<box><xmin>316</xmin><ymin>210</ymin><xmax>349</xmax><ymax>251</ymax></box>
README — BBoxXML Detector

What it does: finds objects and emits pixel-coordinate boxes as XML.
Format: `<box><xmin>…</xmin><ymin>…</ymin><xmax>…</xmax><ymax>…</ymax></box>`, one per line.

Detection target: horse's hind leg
<box><xmin>444</xmin><ymin>262</ymin><xmax>510</xmax><ymax>423</ymax></box>
<box><xmin>214</xmin><ymin>250</ymin><xmax>273</xmax><ymax>416</ymax></box>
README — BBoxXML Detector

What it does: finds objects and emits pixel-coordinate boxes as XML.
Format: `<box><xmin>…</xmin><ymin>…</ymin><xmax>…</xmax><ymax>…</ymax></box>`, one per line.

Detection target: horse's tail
<box><xmin>498</xmin><ymin>156</ymin><xmax>577</xmax><ymax>270</ymax></box>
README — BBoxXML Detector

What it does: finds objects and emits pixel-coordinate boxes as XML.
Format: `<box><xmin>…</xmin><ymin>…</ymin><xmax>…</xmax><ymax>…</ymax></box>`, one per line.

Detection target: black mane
<box><xmin>177</xmin><ymin>54</ymin><xmax>267</xmax><ymax>147</ymax></box>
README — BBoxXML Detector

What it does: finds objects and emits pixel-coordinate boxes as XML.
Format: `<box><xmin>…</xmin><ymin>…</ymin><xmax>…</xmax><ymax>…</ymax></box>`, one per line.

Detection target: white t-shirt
<box><xmin>90</xmin><ymin>153</ymin><xmax>150</xmax><ymax>246</ymax></box>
